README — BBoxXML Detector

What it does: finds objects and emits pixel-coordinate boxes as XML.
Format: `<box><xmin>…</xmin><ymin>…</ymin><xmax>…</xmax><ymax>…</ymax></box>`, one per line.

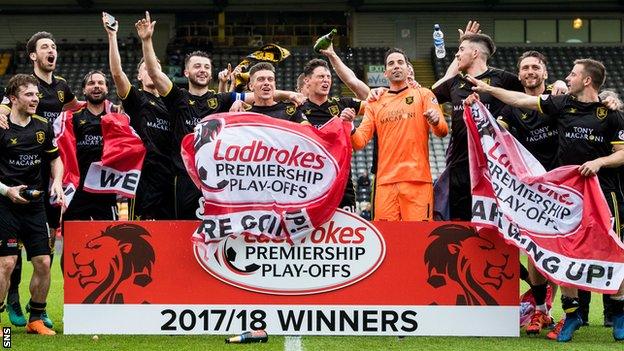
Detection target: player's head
<box><xmin>27</xmin><ymin>31</ymin><xmax>57</xmax><ymax>73</ymax></box>
<box><xmin>303</xmin><ymin>58</ymin><xmax>332</xmax><ymax>98</ymax></box>
<box><xmin>184</xmin><ymin>51</ymin><xmax>212</xmax><ymax>88</ymax></box>
<box><xmin>456</xmin><ymin>33</ymin><xmax>496</xmax><ymax>72</ymax></box>
<box><xmin>567</xmin><ymin>58</ymin><xmax>606</xmax><ymax>95</ymax></box>
<box><xmin>517</xmin><ymin>51</ymin><xmax>548</xmax><ymax>90</ymax></box>
<box><xmin>6</xmin><ymin>74</ymin><xmax>39</xmax><ymax>115</ymax></box>
<box><xmin>82</xmin><ymin>70</ymin><xmax>109</xmax><ymax>105</ymax></box>
<box><xmin>384</xmin><ymin>48</ymin><xmax>410</xmax><ymax>84</ymax></box>
<box><xmin>249</xmin><ymin>62</ymin><xmax>276</xmax><ymax>103</ymax></box>
<box><xmin>296</xmin><ymin>73</ymin><xmax>308</xmax><ymax>96</ymax></box>
<box><xmin>137</xmin><ymin>57</ymin><xmax>161</xmax><ymax>90</ymax></box>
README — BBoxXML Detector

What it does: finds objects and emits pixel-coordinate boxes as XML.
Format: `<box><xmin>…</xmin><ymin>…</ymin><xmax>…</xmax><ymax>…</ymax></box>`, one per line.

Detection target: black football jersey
<box><xmin>0</xmin><ymin>115</ymin><xmax>58</xmax><ymax>189</ymax></box>
<box><xmin>539</xmin><ymin>94</ymin><xmax>624</xmax><ymax>192</ymax></box>
<box><xmin>433</xmin><ymin>68</ymin><xmax>523</xmax><ymax>169</ymax></box>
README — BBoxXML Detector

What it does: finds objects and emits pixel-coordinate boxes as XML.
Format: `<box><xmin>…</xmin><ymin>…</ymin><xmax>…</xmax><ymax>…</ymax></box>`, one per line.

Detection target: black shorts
<box><xmin>174</xmin><ymin>174</ymin><xmax>202</xmax><ymax>220</ymax></box>
<box><xmin>0</xmin><ymin>197</ymin><xmax>51</xmax><ymax>259</ymax></box>
<box><xmin>604</xmin><ymin>189</ymin><xmax>624</xmax><ymax>241</ymax></box>
<box><xmin>130</xmin><ymin>169</ymin><xmax>175</xmax><ymax>220</ymax></box>
<box><xmin>449</xmin><ymin>165</ymin><xmax>472</xmax><ymax>221</ymax></box>
<box><xmin>64</xmin><ymin>190</ymin><xmax>118</xmax><ymax>221</ymax></box>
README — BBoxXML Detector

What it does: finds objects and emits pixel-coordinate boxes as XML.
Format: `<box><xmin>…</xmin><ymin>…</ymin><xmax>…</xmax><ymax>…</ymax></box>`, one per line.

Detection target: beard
<box><xmin>86</xmin><ymin>92</ymin><xmax>107</xmax><ymax>105</ymax></box>
<box><xmin>36</xmin><ymin>59</ymin><xmax>55</xmax><ymax>73</ymax></box>
<box><xmin>189</xmin><ymin>75</ymin><xmax>209</xmax><ymax>88</ymax></box>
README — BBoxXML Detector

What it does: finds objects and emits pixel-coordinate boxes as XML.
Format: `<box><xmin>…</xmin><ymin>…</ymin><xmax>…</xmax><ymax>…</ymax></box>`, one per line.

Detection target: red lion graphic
<box><xmin>67</xmin><ymin>224</ymin><xmax>155</xmax><ymax>304</ymax></box>
<box><xmin>424</xmin><ymin>224</ymin><xmax>514</xmax><ymax>305</ymax></box>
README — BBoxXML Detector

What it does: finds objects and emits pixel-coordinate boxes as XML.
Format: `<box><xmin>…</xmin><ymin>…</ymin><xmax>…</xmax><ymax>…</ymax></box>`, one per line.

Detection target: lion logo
<box><xmin>35</xmin><ymin>131</ymin><xmax>45</xmax><ymax>144</ymax></box>
<box><xmin>207</xmin><ymin>98</ymin><xmax>218</xmax><ymax>109</ymax></box>
<box><xmin>67</xmin><ymin>224</ymin><xmax>155</xmax><ymax>304</ymax></box>
<box><xmin>596</xmin><ymin>106</ymin><xmax>608</xmax><ymax>120</ymax></box>
<box><xmin>424</xmin><ymin>224</ymin><xmax>513</xmax><ymax>305</ymax></box>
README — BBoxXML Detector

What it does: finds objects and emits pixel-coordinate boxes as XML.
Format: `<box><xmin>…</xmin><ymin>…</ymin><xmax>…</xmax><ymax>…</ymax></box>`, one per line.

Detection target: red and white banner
<box><xmin>63</xmin><ymin>217</ymin><xmax>519</xmax><ymax>335</ymax></box>
<box><xmin>466</xmin><ymin>101</ymin><xmax>624</xmax><ymax>293</ymax></box>
<box><xmin>53</xmin><ymin>104</ymin><xmax>145</xmax><ymax>206</ymax></box>
<box><xmin>181</xmin><ymin>112</ymin><xmax>351</xmax><ymax>245</ymax></box>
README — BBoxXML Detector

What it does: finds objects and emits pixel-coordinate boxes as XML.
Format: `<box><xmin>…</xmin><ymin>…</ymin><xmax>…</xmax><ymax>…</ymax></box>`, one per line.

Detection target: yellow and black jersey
<box><xmin>301</xmin><ymin>96</ymin><xmax>363</xmax><ymax>128</ymax></box>
<box><xmin>0</xmin><ymin>115</ymin><xmax>58</xmax><ymax>189</ymax></box>
<box><xmin>433</xmin><ymin>68</ymin><xmax>524</xmax><ymax>169</ymax></box>
<box><xmin>499</xmin><ymin>87</ymin><xmax>558</xmax><ymax>170</ymax></box>
<box><xmin>161</xmin><ymin>85</ymin><xmax>243</xmax><ymax>175</ymax></box>
<box><xmin>247</xmin><ymin>101</ymin><xmax>308</xmax><ymax>124</ymax></box>
<box><xmin>539</xmin><ymin>94</ymin><xmax>624</xmax><ymax>193</ymax></box>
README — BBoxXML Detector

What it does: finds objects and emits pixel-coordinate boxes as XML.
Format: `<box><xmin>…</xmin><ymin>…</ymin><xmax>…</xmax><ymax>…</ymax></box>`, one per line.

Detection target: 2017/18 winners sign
<box><xmin>63</xmin><ymin>214</ymin><xmax>519</xmax><ymax>336</ymax></box>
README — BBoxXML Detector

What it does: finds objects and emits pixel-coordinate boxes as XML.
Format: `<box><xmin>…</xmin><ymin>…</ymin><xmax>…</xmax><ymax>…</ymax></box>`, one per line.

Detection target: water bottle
<box><xmin>433</xmin><ymin>24</ymin><xmax>446</xmax><ymax>59</ymax></box>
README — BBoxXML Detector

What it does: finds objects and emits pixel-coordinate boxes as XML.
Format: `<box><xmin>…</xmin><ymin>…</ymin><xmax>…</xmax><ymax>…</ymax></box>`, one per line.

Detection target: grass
<box><xmin>2</xmin><ymin>250</ymin><xmax>622</xmax><ymax>350</ymax></box>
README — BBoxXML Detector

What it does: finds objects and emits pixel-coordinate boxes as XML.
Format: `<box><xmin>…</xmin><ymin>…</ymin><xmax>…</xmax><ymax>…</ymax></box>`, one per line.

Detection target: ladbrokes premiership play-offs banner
<box><xmin>465</xmin><ymin>101</ymin><xmax>624</xmax><ymax>293</ymax></box>
<box><xmin>64</xmin><ymin>214</ymin><xmax>519</xmax><ymax>336</ymax></box>
<box><xmin>180</xmin><ymin>113</ymin><xmax>352</xmax><ymax>247</ymax></box>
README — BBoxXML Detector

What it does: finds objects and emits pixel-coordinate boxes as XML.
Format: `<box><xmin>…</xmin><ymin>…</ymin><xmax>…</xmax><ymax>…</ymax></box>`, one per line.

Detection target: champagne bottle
<box><xmin>20</xmin><ymin>189</ymin><xmax>43</xmax><ymax>201</ymax></box>
<box><xmin>314</xmin><ymin>28</ymin><xmax>337</xmax><ymax>53</ymax></box>
<box><xmin>225</xmin><ymin>330</ymin><xmax>268</xmax><ymax>344</ymax></box>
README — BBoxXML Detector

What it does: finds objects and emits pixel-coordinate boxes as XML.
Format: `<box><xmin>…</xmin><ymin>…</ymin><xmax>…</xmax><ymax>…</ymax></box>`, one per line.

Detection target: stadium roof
<box><xmin>1</xmin><ymin>0</ymin><xmax>622</xmax><ymax>13</ymax></box>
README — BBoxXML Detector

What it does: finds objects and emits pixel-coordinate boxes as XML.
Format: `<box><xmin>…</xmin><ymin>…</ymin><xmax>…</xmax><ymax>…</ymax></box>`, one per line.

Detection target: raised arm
<box><xmin>467</xmin><ymin>75</ymin><xmax>539</xmax><ymax>111</ymax></box>
<box><xmin>136</xmin><ymin>11</ymin><xmax>172</xmax><ymax>96</ymax></box>
<box><xmin>103</xmin><ymin>12</ymin><xmax>131</xmax><ymax>99</ymax></box>
<box><xmin>320</xmin><ymin>44</ymin><xmax>369</xmax><ymax>100</ymax></box>
<box><xmin>432</xmin><ymin>20</ymin><xmax>481</xmax><ymax>90</ymax></box>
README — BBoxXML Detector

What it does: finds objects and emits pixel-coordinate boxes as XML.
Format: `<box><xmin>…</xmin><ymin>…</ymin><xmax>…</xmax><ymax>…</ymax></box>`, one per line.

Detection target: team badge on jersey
<box><xmin>35</xmin><ymin>131</ymin><xmax>45</xmax><ymax>144</ymax></box>
<box><xmin>596</xmin><ymin>106</ymin><xmax>608</xmax><ymax>119</ymax></box>
<box><xmin>328</xmin><ymin>105</ymin><xmax>340</xmax><ymax>116</ymax></box>
<box><xmin>286</xmin><ymin>105</ymin><xmax>296</xmax><ymax>116</ymax></box>
<box><xmin>406</xmin><ymin>96</ymin><xmax>414</xmax><ymax>105</ymax></box>
<box><xmin>480</xmin><ymin>78</ymin><xmax>491</xmax><ymax>85</ymax></box>
<box><xmin>207</xmin><ymin>98</ymin><xmax>218</xmax><ymax>109</ymax></box>
<box><xmin>57</xmin><ymin>90</ymin><xmax>65</xmax><ymax>103</ymax></box>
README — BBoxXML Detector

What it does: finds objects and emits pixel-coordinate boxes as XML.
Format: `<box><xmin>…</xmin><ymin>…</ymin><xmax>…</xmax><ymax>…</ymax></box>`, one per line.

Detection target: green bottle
<box><xmin>314</xmin><ymin>28</ymin><xmax>337</xmax><ymax>52</ymax></box>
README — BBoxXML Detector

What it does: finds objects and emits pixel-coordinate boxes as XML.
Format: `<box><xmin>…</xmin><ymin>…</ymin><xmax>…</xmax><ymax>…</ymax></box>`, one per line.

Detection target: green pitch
<box><xmin>1</xmin><ymin>252</ymin><xmax>622</xmax><ymax>350</ymax></box>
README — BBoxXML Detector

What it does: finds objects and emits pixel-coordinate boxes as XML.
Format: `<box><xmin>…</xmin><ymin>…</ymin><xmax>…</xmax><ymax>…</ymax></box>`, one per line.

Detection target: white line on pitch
<box><xmin>284</xmin><ymin>335</ymin><xmax>302</xmax><ymax>351</ymax></box>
